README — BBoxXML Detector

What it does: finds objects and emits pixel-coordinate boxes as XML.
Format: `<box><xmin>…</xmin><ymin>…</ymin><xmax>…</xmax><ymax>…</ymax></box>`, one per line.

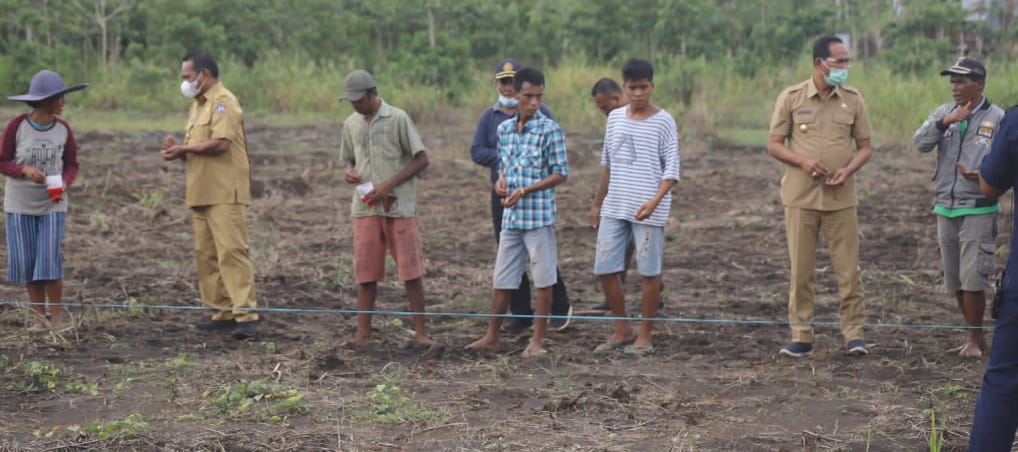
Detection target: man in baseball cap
<box><xmin>940</xmin><ymin>57</ymin><xmax>987</xmax><ymax>78</ymax></box>
<box><xmin>914</xmin><ymin>55</ymin><xmax>1004</xmax><ymax>358</ymax></box>
<box><xmin>337</xmin><ymin>69</ymin><xmax>437</xmax><ymax>350</ymax></box>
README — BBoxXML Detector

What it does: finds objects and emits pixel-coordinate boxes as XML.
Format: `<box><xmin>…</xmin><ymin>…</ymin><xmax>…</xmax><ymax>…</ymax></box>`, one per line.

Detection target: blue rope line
<box><xmin>0</xmin><ymin>300</ymin><xmax>993</xmax><ymax>330</ymax></box>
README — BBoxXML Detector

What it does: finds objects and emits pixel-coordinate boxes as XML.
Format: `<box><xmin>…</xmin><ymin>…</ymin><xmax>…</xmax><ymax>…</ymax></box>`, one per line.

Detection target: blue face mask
<box><xmin>498</xmin><ymin>95</ymin><xmax>518</xmax><ymax>108</ymax></box>
<box><xmin>824</xmin><ymin>63</ymin><xmax>848</xmax><ymax>87</ymax></box>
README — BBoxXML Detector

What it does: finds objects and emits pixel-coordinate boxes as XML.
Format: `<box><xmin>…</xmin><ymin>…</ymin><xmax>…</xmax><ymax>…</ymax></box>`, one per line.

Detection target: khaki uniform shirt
<box><xmin>339</xmin><ymin>99</ymin><xmax>426</xmax><ymax>218</ymax></box>
<box><xmin>769</xmin><ymin>79</ymin><xmax>873</xmax><ymax>211</ymax></box>
<box><xmin>183</xmin><ymin>81</ymin><xmax>252</xmax><ymax>207</ymax></box>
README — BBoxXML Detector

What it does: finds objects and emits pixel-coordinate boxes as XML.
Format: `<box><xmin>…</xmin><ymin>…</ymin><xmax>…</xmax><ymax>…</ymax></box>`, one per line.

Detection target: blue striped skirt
<box><xmin>6</xmin><ymin>212</ymin><xmax>66</xmax><ymax>284</ymax></box>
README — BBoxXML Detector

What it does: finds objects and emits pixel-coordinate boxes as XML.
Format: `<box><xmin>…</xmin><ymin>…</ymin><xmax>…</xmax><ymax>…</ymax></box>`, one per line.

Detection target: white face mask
<box><xmin>179</xmin><ymin>73</ymin><xmax>203</xmax><ymax>98</ymax></box>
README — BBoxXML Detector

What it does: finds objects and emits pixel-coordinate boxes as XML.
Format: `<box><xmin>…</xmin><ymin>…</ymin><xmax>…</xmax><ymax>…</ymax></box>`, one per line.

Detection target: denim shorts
<box><xmin>593</xmin><ymin>217</ymin><xmax>664</xmax><ymax>276</ymax></box>
<box><xmin>6</xmin><ymin>212</ymin><xmax>66</xmax><ymax>283</ymax></box>
<box><xmin>493</xmin><ymin>226</ymin><xmax>558</xmax><ymax>289</ymax></box>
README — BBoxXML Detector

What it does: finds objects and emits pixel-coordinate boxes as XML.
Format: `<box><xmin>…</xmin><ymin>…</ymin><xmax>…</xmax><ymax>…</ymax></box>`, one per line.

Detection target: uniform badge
<box><xmin>215</xmin><ymin>102</ymin><xmax>227</xmax><ymax>115</ymax></box>
<box><xmin>977</xmin><ymin>121</ymin><xmax>995</xmax><ymax>139</ymax></box>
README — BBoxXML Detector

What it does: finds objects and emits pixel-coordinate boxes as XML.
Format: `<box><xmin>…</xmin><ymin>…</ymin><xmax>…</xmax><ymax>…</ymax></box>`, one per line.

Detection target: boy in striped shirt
<box><xmin>589</xmin><ymin>59</ymin><xmax>680</xmax><ymax>356</ymax></box>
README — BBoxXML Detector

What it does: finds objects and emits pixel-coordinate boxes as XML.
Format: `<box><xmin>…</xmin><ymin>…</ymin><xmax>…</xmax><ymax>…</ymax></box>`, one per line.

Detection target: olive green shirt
<box><xmin>769</xmin><ymin>79</ymin><xmax>873</xmax><ymax>211</ymax></box>
<box><xmin>183</xmin><ymin>81</ymin><xmax>251</xmax><ymax>207</ymax></box>
<box><xmin>338</xmin><ymin>99</ymin><xmax>426</xmax><ymax>218</ymax></box>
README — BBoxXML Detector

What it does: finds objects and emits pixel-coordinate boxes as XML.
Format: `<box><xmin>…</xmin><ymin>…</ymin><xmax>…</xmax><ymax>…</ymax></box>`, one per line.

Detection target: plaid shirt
<box><xmin>497</xmin><ymin>110</ymin><xmax>569</xmax><ymax>230</ymax></box>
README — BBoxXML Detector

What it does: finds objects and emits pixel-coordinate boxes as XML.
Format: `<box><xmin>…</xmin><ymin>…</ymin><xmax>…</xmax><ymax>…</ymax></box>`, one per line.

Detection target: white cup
<box><xmin>45</xmin><ymin>175</ymin><xmax>63</xmax><ymax>189</ymax></box>
<box><xmin>356</xmin><ymin>182</ymin><xmax>374</xmax><ymax>203</ymax></box>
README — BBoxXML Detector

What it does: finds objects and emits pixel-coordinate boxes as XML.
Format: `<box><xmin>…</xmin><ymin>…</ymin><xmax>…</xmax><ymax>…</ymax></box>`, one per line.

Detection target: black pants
<box><xmin>490</xmin><ymin>190</ymin><xmax>570</xmax><ymax>322</ymax></box>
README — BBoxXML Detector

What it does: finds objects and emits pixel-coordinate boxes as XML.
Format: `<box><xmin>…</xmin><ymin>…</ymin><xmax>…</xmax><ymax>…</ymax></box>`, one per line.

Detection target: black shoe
<box><xmin>550</xmin><ymin>306</ymin><xmax>573</xmax><ymax>331</ymax></box>
<box><xmin>779</xmin><ymin>342</ymin><xmax>814</xmax><ymax>358</ymax></box>
<box><xmin>231</xmin><ymin>321</ymin><xmax>259</xmax><ymax>340</ymax></box>
<box><xmin>507</xmin><ymin>317</ymin><xmax>532</xmax><ymax>335</ymax></box>
<box><xmin>590</xmin><ymin>302</ymin><xmax>610</xmax><ymax>311</ymax></box>
<box><xmin>194</xmin><ymin>319</ymin><xmax>237</xmax><ymax>331</ymax></box>
<box><xmin>845</xmin><ymin>340</ymin><xmax>870</xmax><ymax>356</ymax></box>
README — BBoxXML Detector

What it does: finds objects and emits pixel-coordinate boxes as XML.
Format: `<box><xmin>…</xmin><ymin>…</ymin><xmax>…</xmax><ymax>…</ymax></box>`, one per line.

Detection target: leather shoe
<box><xmin>231</xmin><ymin>321</ymin><xmax>259</xmax><ymax>340</ymax></box>
<box><xmin>194</xmin><ymin>319</ymin><xmax>237</xmax><ymax>331</ymax></box>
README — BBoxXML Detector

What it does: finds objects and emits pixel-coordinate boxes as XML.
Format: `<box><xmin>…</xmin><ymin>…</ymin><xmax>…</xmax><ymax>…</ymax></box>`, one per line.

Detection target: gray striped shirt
<box><xmin>599</xmin><ymin>107</ymin><xmax>680</xmax><ymax>227</ymax></box>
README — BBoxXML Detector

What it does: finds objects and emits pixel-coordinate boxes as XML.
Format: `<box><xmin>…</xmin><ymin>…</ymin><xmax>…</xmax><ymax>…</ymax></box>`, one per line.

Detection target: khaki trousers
<box><xmin>784</xmin><ymin>206</ymin><xmax>864</xmax><ymax>343</ymax></box>
<box><xmin>192</xmin><ymin>204</ymin><xmax>258</xmax><ymax>322</ymax></box>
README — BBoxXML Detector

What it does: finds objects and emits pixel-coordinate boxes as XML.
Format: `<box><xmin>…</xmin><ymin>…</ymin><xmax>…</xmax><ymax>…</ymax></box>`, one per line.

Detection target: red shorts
<box><xmin>353</xmin><ymin>216</ymin><xmax>425</xmax><ymax>283</ymax></box>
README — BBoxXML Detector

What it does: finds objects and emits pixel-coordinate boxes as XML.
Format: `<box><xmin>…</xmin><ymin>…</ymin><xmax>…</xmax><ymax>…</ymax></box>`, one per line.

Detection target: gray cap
<box><xmin>8</xmin><ymin>70</ymin><xmax>88</xmax><ymax>102</ymax></box>
<box><xmin>341</xmin><ymin>70</ymin><xmax>376</xmax><ymax>102</ymax></box>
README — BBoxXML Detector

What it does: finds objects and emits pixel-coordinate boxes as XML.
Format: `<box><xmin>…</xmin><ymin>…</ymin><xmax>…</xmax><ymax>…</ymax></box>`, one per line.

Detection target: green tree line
<box><xmin>1</xmin><ymin>0</ymin><xmax>1016</xmax><ymax>147</ymax></box>
<box><xmin>2</xmin><ymin>0</ymin><xmax>1015</xmax><ymax>96</ymax></box>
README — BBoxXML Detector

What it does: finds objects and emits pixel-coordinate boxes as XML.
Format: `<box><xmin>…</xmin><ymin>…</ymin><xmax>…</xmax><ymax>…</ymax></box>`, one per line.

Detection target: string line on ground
<box><xmin>0</xmin><ymin>300</ymin><xmax>993</xmax><ymax>330</ymax></box>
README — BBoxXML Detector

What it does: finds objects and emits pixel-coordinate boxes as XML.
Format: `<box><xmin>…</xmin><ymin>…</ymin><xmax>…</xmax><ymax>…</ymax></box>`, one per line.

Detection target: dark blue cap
<box><xmin>494</xmin><ymin>58</ymin><xmax>521</xmax><ymax>79</ymax></box>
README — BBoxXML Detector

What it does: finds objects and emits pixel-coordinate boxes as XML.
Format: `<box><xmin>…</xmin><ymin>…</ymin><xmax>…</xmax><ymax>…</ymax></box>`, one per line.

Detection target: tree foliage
<box><xmin>0</xmin><ymin>0</ymin><xmax>1013</xmax><ymax>103</ymax></box>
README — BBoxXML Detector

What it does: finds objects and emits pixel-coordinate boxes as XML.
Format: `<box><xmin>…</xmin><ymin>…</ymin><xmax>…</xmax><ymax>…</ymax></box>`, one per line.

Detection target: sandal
<box><xmin>594</xmin><ymin>338</ymin><xmax>636</xmax><ymax>353</ymax></box>
<box><xmin>521</xmin><ymin>344</ymin><xmax>548</xmax><ymax>358</ymax></box>
<box><xmin>623</xmin><ymin>344</ymin><xmax>655</xmax><ymax>356</ymax></box>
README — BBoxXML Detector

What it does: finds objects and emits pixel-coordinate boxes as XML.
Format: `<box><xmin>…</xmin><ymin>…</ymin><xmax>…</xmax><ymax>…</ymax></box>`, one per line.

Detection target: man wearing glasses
<box><xmin>767</xmin><ymin>35</ymin><xmax>874</xmax><ymax>358</ymax></box>
<box><xmin>470</xmin><ymin>58</ymin><xmax>572</xmax><ymax>334</ymax></box>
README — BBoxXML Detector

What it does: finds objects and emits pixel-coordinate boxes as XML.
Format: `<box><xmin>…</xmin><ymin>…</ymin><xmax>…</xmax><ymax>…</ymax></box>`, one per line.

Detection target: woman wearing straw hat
<box><xmin>0</xmin><ymin>70</ymin><xmax>87</xmax><ymax>330</ymax></box>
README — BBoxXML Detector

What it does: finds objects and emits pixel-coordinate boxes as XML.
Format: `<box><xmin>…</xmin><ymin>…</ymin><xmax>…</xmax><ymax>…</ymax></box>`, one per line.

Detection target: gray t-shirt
<box><xmin>1</xmin><ymin>118</ymin><xmax>72</xmax><ymax>215</ymax></box>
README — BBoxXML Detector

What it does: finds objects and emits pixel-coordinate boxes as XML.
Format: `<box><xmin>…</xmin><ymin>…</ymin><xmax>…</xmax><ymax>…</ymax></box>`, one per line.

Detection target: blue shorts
<box><xmin>594</xmin><ymin>217</ymin><xmax>664</xmax><ymax>276</ymax></box>
<box><xmin>493</xmin><ymin>226</ymin><xmax>558</xmax><ymax>289</ymax></box>
<box><xmin>6</xmin><ymin>212</ymin><xmax>66</xmax><ymax>283</ymax></box>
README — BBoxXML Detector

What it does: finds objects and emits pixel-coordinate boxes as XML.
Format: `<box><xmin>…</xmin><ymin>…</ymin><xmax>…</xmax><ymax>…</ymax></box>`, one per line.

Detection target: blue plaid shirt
<box><xmin>497</xmin><ymin>110</ymin><xmax>569</xmax><ymax>230</ymax></box>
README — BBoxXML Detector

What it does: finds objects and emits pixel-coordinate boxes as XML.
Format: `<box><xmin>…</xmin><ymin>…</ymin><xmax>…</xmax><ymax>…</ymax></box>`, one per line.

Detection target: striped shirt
<box><xmin>600</xmin><ymin>107</ymin><xmax>680</xmax><ymax>227</ymax></box>
<box><xmin>497</xmin><ymin>110</ymin><xmax>569</xmax><ymax>230</ymax></box>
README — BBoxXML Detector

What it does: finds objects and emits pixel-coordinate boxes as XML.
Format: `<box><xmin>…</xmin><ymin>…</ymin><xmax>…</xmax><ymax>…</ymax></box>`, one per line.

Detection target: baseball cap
<box><xmin>940</xmin><ymin>57</ymin><xmax>987</xmax><ymax>79</ymax></box>
<box><xmin>494</xmin><ymin>58</ymin><xmax>521</xmax><ymax>80</ymax></box>
<box><xmin>341</xmin><ymin>69</ymin><xmax>376</xmax><ymax>102</ymax></box>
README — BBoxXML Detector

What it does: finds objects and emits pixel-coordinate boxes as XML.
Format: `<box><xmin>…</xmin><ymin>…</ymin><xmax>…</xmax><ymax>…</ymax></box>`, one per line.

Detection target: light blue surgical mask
<box><xmin>823</xmin><ymin>63</ymin><xmax>848</xmax><ymax>87</ymax></box>
<box><xmin>498</xmin><ymin>95</ymin><xmax>518</xmax><ymax>108</ymax></box>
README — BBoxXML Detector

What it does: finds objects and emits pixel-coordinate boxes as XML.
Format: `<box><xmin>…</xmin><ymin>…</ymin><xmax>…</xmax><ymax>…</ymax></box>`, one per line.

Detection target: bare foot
<box><xmin>347</xmin><ymin>335</ymin><xmax>370</xmax><ymax>350</ymax></box>
<box><xmin>50</xmin><ymin>317</ymin><xmax>65</xmax><ymax>330</ymax></box>
<box><xmin>28</xmin><ymin>319</ymin><xmax>47</xmax><ymax>331</ymax></box>
<box><xmin>521</xmin><ymin>342</ymin><xmax>547</xmax><ymax>358</ymax></box>
<box><xmin>958</xmin><ymin>342</ymin><xmax>984</xmax><ymax>358</ymax></box>
<box><xmin>414</xmin><ymin>335</ymin><xmax>438</xmax><ymax>348</ymax></box>
<box><xmin>464</xmin><ymin>336</ymin><xmax>498</xmax><ymax>352</ymax></box>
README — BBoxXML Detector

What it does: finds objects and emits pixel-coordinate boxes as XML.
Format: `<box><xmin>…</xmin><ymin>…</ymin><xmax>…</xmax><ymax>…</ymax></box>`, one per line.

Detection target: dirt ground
<box><xmin>0</xmin><ymin>113</ymin><xmax>1007</xmax><ymax>451</ymax></box>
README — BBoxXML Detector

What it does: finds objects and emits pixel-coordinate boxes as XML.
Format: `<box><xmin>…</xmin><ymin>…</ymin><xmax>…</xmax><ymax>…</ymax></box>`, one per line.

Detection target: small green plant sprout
<box><xmin>83</xmin><ymin>413</ymin><xmax>151</xmax><ymax>440</ymax></box>
<box><xmin>165</xmin><ymin>353</ymin><xmax>196</xmax><ymax>368</ymax></box>
<box><xmin>928</xmin><ymin>404</ymin><xmax>946</xmax><ymax>452</ymax></box>
<box><xmin>355</xmin><ymin>384</ymin><xmax>449</xmax><ymax>425</ymax></box>
<box><xmin>132</xmin><ymin>189</ymin><xmax>165</xmax><ymax>210</ymax></box>
<box><xmin>209</xmin><ymin>379</ymin><xmax>310</xmax><ymax>419</ymax></box>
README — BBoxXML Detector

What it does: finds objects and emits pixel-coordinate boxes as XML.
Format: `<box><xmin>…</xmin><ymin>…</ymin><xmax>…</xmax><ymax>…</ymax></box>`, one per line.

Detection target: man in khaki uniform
<box><xmin>767</xmin><ymin>35</ymin><xmax>873</xmax><ymax>357</ymax></box>
<box><xmin>161</xmin><ymin>51</ymin><xmax>258</xmax><ymax>340</ymax></box>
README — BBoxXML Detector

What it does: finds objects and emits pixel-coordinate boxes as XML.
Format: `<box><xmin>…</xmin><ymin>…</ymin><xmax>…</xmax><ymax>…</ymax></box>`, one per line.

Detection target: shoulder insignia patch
<box><xmin>977</xmin><ymin>121</ymin><xmax>995</xmax><ymax>139</ymax></box>
<box><xmin>215</xmin><ymin>103</ymin><xmax>227</xmax><ymax>115</ymax></box>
